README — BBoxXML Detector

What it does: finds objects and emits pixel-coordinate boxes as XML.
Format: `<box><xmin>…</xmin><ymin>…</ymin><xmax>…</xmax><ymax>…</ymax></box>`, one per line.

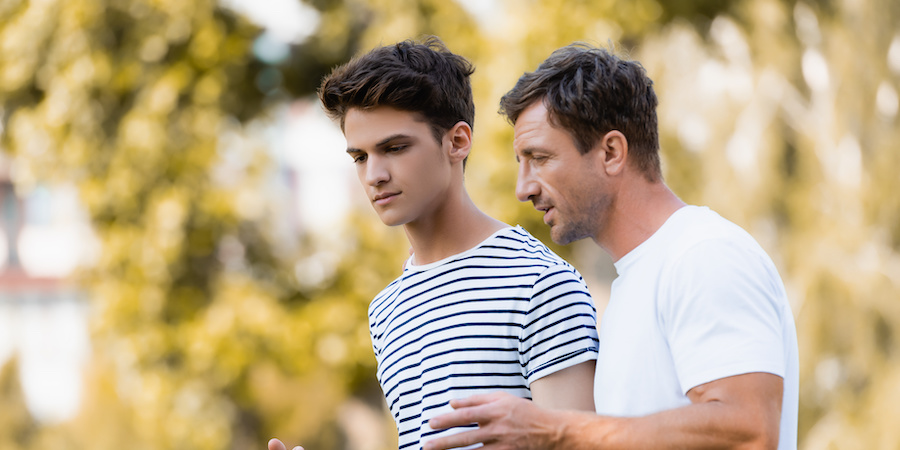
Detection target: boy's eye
<box><xmin>386</xmin><ymin>145</ymin><xmax>406</xmax><ymax>152</ymax></box>
<box><xmin>351</xmin><ymin>154</ymin><xmax>366</xmax><ymax>163</ymax></box>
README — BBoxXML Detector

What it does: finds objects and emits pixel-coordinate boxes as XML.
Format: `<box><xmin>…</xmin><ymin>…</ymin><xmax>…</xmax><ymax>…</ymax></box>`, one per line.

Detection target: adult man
<box><xmin>425</xmin><ymin>43</ymin><xmax>799</xmax><ymax>449</ymax></box>
<box><xmin>269</xmin><ymin>37</ymin><xmax>599</xmax><ymax>450</ymax></box>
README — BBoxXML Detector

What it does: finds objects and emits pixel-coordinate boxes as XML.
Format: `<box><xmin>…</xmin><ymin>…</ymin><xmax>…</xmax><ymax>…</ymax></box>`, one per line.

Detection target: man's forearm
<box><xmin>553</xmin><ymin>402</ymin><xmax>777</xmax><ymax>450</ymax></box>
<box><xmin>425</xmin><ymin>373</ymin><xmax>782</xmax><ymax>450</ymax></box>
<box><xmin>424</xmin><ymin>397</ymin><xmax>773</xmax><ymax>450</ymax></box>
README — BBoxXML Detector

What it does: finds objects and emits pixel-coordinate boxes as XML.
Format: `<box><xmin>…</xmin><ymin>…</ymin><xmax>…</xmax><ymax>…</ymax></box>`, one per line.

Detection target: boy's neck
<box><xmin>404</xmin><ymin>190</ymin><xmax>508</xmax><ymax>266</ymax></box>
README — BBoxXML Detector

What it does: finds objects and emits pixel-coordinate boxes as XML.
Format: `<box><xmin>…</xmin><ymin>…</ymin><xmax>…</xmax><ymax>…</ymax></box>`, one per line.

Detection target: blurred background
<box><xmin>0</xmin><ymin>0</ymin><xmax>898</xmax><ymax>448</ymax></box>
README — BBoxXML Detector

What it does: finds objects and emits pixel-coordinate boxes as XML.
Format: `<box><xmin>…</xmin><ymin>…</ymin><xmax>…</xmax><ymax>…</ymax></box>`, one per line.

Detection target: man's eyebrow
<box><xmin>516</xmin><ymin>148</ymin><xmax>535</xmax><ymax>160</ymax></box>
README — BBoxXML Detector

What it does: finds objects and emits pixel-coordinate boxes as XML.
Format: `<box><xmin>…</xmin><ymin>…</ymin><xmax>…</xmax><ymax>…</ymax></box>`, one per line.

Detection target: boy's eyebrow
<box><xmin>346</xmin><ymin>133</ymin><xmax>413</xmax><ymax>154</ymax></box>
<box><xmin>376</xmin><ymin>133</ymin><xmax>412</xmax><ymax>147</ymax></box>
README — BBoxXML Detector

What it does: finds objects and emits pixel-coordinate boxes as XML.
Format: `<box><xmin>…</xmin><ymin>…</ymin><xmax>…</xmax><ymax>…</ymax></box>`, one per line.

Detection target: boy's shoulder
<box><xmin>485</xmin><ymin>226</ymin><xmax>561</xmax><ymax>258</ymax></box>
<box><xmin>368</xmin><ymin>226</ymin><xmax>579</xmax><ymax>309</ymax></box>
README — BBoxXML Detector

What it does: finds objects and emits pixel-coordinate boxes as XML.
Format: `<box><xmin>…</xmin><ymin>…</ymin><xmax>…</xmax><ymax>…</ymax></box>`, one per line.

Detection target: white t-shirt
<box><xmin>594</xmin><ymin>206</ymin><xmax>799</xmax><ymax>450</ymax></box>
<box><xmin>371</xmin><ymin>226</ymin><xmax>599</xmax><ymax>450</ymax></box>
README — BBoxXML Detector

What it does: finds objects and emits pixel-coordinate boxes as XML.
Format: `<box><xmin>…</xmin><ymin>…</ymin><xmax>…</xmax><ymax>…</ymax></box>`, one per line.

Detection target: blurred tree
<box><xmin>0</xmin><ymin>359</ymin><xmax>37</xmax><ymax>450</ymax></box>
<box><xmin>0</xmin><ymin>0</ymin><xmax>394</xmax><ymax>448</ymax></box>
<box><xmin>637</xmin><ymin>0</ymin><xmax>900</xmax><ymax>447</ymax></box>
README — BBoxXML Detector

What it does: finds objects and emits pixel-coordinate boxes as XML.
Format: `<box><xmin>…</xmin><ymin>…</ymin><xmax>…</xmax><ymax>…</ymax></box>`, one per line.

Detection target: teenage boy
<box><xmin>269</xmin><ymin>37</ymin><xmax>599</xmax><ymax>450</ymax></box>
<box><xmin>426</xmin><ymin>43</ymin><xmax>799</xmax><ymax>450</ymax></box>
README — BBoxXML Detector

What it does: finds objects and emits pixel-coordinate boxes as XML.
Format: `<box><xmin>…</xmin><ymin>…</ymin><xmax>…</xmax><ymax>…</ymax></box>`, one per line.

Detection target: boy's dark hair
<box><xmin>318</xmin><ymin>36</ymin><xmax>475</xmax><ymax>146</ymax></box>
<box><xmin>499</xmin><ymin>43</ymin><xmax>661</xmax><ymax>182</ymax></box>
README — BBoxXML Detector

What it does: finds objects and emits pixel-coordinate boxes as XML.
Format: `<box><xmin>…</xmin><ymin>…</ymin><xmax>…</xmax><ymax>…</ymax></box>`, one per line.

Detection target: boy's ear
<box><xmin>446</xmin><ymin>121</ymin><xmax>472</xmax><ymax>164</ymax></box>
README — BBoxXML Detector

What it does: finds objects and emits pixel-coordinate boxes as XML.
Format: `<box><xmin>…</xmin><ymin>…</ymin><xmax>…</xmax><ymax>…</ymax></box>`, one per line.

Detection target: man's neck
<box><xmin>404</xmin><ymin>191</ymin><xmax>508</xmax><ymax>266</ymax></box>
<box><xmin>596</xmin><ymin>180</ymin><xmax>686</xmax><ymax>262</ymax></box>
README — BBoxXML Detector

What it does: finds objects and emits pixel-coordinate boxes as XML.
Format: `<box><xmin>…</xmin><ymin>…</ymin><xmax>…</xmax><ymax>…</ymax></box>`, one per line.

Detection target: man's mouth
<box><xmin>535</xmin><ymin>204</ymin><xmax>554</xmax><ymax>223</ymax></box>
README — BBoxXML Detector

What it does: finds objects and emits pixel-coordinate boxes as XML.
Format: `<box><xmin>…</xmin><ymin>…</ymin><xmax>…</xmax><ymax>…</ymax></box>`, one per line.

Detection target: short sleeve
<box><xmin>519</xmin><ymin>264</ymin><xmax>599</xmax><ymax>384</ymax></box>
<box><xmin>661</xmin><ymin>239</ymin><xmax>788</xmax><ymax>394</ymax></box>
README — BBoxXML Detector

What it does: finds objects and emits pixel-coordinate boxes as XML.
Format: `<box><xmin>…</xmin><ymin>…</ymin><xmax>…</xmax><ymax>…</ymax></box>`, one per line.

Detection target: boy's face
<box><xmin>344</xmin><ymin>106</ymin><xmax>452</xmax><ymax>227</ymax></box>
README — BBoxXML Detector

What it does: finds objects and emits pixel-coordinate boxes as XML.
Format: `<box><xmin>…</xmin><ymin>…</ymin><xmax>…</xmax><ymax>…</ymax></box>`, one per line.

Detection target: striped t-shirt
<box><xmin>369</xmin><ymin>226</ymin><xmax>599</xmax><ymax>450</ymax></box>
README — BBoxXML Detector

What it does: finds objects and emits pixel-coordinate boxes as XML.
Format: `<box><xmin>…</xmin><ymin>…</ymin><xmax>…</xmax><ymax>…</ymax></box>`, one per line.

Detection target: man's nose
<box><xmin>515</xmin><ymin>166</ymin><xmax>539</xmax><ymax>202</ymax></box>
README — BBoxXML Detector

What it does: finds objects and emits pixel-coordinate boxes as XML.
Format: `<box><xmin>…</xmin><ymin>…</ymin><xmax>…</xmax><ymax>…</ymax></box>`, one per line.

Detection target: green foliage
<box><xmin>0</xmin><ymin>359</ymin><xmax>37</xmax><ymax>449</ymax></box>
<box><xmin>0</xmin><ymin>0</ymin><xmax>385</xmax><ymax>448</ymax></box>
<box><xmin>638</xmin><ymin>0</ymin><xmax>900</xmax><ymax>446</ymax></box>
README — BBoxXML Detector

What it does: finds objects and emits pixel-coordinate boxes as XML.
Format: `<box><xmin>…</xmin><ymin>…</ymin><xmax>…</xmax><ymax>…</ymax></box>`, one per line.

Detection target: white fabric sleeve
<box><xmin>661</xmin><ymin>239</ymin><xmax>787</xmax><ymax>394</ymax></box>
<box><xmin>519</xmin><ymin>264</ymin><xmax>599</xmax><ymax>384</ymax></box>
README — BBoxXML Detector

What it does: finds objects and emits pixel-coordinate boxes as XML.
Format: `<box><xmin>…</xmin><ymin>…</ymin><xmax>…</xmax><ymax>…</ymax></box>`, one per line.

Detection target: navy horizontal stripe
<box><xmin>522</xmin><ymin>311</ymin><xmax>597</xmax><ymax>344</ymax></box>
<box><xmin>382</xmin><ymin>334</ymin><xmax>520</xmax><ymax>384</ymax></box>
<box><xmin>373</xmin><ymin>278</ymin><xmax>537</xmax><ymax>331</ymax></box>
<box><xmin>373</xmin><ymin>282</ymin><xmax>531</xmax><ymax>329</ymax></box>
<box><xmin>414</xmin><ymin>424</ymin><xmax>480</xmax><ymax>448</ymax></box>
<box><xmin>377</xmin><ymin>289</ymin><xmax>532</xmax><ymax>342</ymax></box>
<box><xmin>527</xmin><ymin>348</ymin><xmax>597</xmax><ymax>379</ymax></box>
<box><xmin>422</xmin><ymin>383</ymin><xmax>530</xmax><ymax>402</ymax></box>
<box><xmin>384</xmin><ymin>353</ymin><xmax>524</xmax><ymax>401</ymax></box>
<box><xmin>382</xmin><ymin>336</ymin><xmax>521</xmax><ymax>394</ymax></box>
<box><xmin>371</xmin><ymin>254</ymin><xmax>555</xmax><ymax>309</ymax></box>
<box><xmin>379</xmin><ymin>315</ymin><xmax>528</xmax><ymax>369</ymax></box>
<box><xmin>528</xmin><ymin>336</ymin><xmax>599</xmax><ymax>368</ymax></box>
<box><xmin>520</xmin><ymin>323</ymin><xmax>601</xmax><ymax>355</ymax></box>
<box><xmin>531</xmin><ymin>277</ymin><xmax>589</xmax><ymax>303</ymax></box>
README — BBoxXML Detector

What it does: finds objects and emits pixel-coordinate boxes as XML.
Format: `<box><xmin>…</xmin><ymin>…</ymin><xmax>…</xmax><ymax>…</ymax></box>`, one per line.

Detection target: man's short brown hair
<box><xmin>500</xmin><ymin>43</ymin><xmax>661</xmax><ymax>182</ymax></box>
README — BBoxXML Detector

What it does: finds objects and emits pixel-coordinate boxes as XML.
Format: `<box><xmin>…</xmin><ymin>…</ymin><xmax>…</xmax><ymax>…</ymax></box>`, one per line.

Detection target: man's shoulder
<box><xmin>657</xmin><ymin>207</ymin><xmax>785</xmax><ymax>307</ymax></box>
<box><xmin>664</xmin><ymin>206</ymin><xmax>765</xmax><ymax>260</ymax></box>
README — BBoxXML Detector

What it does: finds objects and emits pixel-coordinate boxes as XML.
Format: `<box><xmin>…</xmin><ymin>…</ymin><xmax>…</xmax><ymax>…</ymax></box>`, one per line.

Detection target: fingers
<box><xmin>268</xmin><ymin>438</ymin><xmax>305</xmax><ymax>450</ymax></box>
<box><xmin>431</xmin><ymin>392</ymin><xmax>513</xmax><ymax>430</ymax></box>
<box><xmin>448</xmin><ymin>391</ymin><xmax>506</xmax><ymax>409</ymax></box>
<box><xmin>423</xmin><ymin>428</ymin><xmax>490</xmax><ymax>450</ymax></box>
<box><xmin>430</xmin><ymin>405</ymin><xmax>491</xmax><ymax>430</ymax></box>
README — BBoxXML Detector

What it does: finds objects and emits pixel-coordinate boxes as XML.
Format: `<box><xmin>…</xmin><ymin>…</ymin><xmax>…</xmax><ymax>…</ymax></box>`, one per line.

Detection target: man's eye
<box><xmin>352</xmin><ymin>154</ymin><xmax>366</xmax><ymax>163</ymax></box>
<box><xmin>386</xmin><ymin>145</ymin><xmax>406</xmax><ymax>152</ymax></box>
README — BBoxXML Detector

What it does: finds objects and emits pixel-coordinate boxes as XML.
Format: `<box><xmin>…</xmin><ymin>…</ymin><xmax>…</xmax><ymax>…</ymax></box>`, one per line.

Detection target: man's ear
<box><xmin>597</xmin><ymin>130</ymin><xmax>628</xmax><ymax>176</ymax></box>
<box><xmin>445</xmin><ymin>121</ymin><xmax>472</xmax><ymax>164</ymax></box>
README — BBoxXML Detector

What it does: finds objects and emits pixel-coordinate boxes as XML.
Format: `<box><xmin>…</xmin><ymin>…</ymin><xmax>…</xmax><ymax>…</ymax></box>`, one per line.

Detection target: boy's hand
<box><xmin>268</xmin><ymin>438</ymin><xmax>304</xmax><ymax>450</ymax></box>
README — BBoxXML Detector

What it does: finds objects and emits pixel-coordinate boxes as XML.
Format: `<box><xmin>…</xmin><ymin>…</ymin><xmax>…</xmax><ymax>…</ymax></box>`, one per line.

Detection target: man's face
<box><xmin>513</xmin><ymin>101</ymin><xmax>612</xmax><ymax>245</ymax></box>
<box><xmin>344</xmin><ymin>106</ymin><xmax>452</xmax><ymax>227</ymax></box>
